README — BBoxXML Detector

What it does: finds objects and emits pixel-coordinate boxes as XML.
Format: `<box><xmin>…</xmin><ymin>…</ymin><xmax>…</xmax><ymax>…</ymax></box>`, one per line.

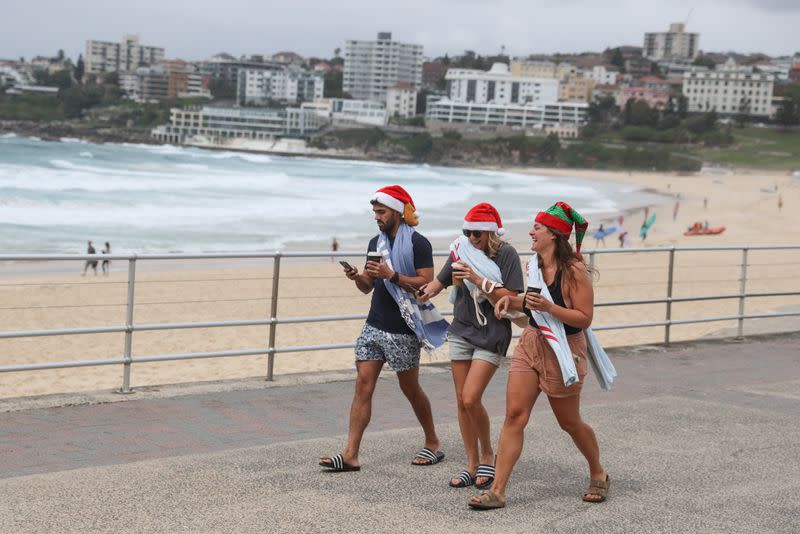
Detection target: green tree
<box><xmin>775</xmin><ymin>85</ymin><xmax>800</xmax><ymax>126</ymax></box>
<box><xmin>607</xmin><ymin>47</ymin><xmax>625</xmax><ymax>72</ymax></box>
<box><xmin>208</xmin><ymin>79</ymin><xmax>236</xmax><ymax>99</ymax></box>
<box><xmin>677</xmin><ymin>94</ymin><xmax>689</xmax><ymax>118</ymax></box>
<box><xmin>323</xmin><ymin>70</ymin><xmax>344</xmax><ymax>98</ymax></box>
<box><xmin>624</xmin><ymin>99</ymin><xmax>659</xmax><ymax>127</ymax></box>
<box><xmin>74</xmin><ymin>54</ymin><xmax>85</xmax><ymax>82</ymax></box>
<box><xmin>735</xmin><ymin>97</ymin><xmax>751</xmax><ymax>127</ymax></box>
<box><xmin>588</xmin><ymin>95</ymin><xmax>617</xmax><ymax>124</ymax></box>
<box><xmin>102</xmin><ymin>71</ymin><xmax>119</xmax><ymax>86</ymax></box>
<box><xmin>539</xmin><ymin>134</ymin><xmax>561</xmax><ymax>163</ymax></box>
<box><xmin>685</xmin><ymin>111</ymin><xmax>718</xmax><ymax>134</ymax></box>
<box><xmin>692</xmin><ymin>54</ymin><xmax>716</xmax><ymax>69</ymax></box>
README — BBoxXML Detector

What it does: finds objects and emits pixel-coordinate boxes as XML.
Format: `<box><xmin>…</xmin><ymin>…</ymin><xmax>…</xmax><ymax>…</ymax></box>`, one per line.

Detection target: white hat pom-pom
<box><xmin>497</xmin><ymin>227</ymin><xmax>506</xmax><ymax>236</ymax></box>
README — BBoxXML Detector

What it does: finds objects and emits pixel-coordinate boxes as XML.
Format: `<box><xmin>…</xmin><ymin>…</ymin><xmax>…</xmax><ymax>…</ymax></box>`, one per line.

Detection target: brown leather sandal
<box><xmin>468</xmin><ymin>489</ymin><xmax>506</xmax><ymax>510</ymax></box>
<box><xmin>582</xmin><ymin>474</ymin><xmax>610</xmax><ymax>503</ymax></box>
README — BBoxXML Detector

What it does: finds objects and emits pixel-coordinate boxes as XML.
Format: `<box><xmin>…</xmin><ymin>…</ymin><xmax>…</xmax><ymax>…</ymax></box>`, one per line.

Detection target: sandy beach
<box><xmin>1</xmin><ymin>167</ymin><xmax>799</xmax><ymax>398</ymax></box>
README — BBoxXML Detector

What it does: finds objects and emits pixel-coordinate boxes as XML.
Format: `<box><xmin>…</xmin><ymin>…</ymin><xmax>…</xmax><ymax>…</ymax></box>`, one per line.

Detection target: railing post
<box><xmin>266</xmin><ymin>252</ymin><xmax>282</xmax><ymax>381</ymax></box>
<box><xmin>737</xmin><ymin>247</ymin><xmax>749</xmax><ymax>338</ymax></box>
<box><xmin>119</xmin><ymin>256</ymin><xmax>137</xmax><ymax>394</ymax></box>
<box><xmin>664</xmin><ymin>247</ymin><xmax>675</xmax><ymax>345</ymax></box>
<box><xmin>588</xmin><ymin>251</ymin><xmax>595</xmax><ymax>273</ymax></box>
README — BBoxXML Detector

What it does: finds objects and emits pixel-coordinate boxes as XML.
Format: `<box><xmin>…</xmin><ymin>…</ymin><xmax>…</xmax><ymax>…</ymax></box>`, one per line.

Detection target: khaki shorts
<box><xmin>448</xmin><ymin>333</ymin><xmax>503</xmax><ymax>367</ymax></box>
<box><xmin>509</xmin><ymin>326</ymin><xmax>588</xmax><ymax>398</ymax></box>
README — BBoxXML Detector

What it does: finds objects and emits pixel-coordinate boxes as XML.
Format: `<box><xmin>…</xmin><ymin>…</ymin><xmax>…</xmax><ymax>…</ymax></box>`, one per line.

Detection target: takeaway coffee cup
<box><xmin>366</xmin><ymin>251</ymin><xmax>382</xmax><ymax>264</ymax></box>
<box><xmin>525</xmin><ymin>285</ymin><xmax>541</xmax><ymax>309</ymax></box>
<box><xmin>451</xmin><ymin>262</ymin><xmax>465</xmax><ymax>286</ymax></box>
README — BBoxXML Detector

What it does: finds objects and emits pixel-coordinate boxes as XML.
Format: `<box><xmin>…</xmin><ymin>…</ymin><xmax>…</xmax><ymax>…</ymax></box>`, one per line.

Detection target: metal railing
<box><xmin>1</xmin><ymin>244</ymin><xmax>799</xmax><ymax>392</ymax></box>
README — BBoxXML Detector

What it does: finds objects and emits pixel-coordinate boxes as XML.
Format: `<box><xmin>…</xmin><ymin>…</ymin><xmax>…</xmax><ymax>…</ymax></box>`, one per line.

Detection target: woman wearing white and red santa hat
<box><xmin>419</xmin><ymin>202</ymin><xmax>524</xmax><ymax>490</ymax></box>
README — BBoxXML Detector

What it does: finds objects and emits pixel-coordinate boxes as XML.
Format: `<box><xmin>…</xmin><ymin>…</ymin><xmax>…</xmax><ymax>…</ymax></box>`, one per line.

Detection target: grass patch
<box><xmin>694</xmin><ymin>127</ymin><xmax>800</xmax><ymax>169</ymax></box>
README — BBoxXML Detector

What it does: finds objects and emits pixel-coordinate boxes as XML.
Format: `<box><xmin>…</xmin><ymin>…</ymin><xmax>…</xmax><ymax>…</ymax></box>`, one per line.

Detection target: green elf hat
<box><xmin>535</xmin><ymin>201</ymin><xmax>589</xmax><ymax>257</ymax></box>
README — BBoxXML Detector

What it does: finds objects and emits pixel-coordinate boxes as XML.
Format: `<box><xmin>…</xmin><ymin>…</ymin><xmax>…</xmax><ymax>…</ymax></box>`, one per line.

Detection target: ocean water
<box><xmin>0</xmin><ymin>133</ymin><xmax>660</xmax><ymax>253</ymax></box>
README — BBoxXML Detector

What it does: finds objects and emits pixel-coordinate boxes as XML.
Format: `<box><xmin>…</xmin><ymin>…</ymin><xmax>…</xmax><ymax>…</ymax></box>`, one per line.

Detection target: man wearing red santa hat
<box><xmin>320</xmin><ymin>185</ymin><xmax>448</xmax><ymax>472</ymax></box>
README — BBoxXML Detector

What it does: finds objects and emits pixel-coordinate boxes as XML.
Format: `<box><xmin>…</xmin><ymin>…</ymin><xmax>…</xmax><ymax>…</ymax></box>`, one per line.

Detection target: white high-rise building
<box><xmin>237</xmin><ymin>68</ymin><xmax>323</xmax><ymax>105</ymax></box>
<box><xmin>85</xmin><ymin>34</ymin><xmax>164</xmax><ymax>76</ymax></box>
<box><xmin>343</xmin><ymin>32</ymin><xmax>423</xmax><ymax>103</ymax></box>
<box><xmin>644</xmin><ymin>23</ymin><xmax>699</xmax><ymax>61</ymax></box>
<box><xmin>682</xmin><ymin>58</ymin><xmax>775</xmax><ymax>117</ymax></box>
<box><xmin>445</xmin><ymin>63</ymin><xmax>559</xmax><ymax>106</ymax></box>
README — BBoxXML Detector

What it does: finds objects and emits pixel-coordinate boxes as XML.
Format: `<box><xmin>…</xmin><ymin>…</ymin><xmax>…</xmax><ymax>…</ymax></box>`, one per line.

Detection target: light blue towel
<box><xmin>377</xmin><ymin>223</ymin><xmax>449</xmax><ymax>350</ymax></box>
<box><xmin>585</xmin><ymin>328</ymin><xmax>617</xmax><ymax>390</ymax></box>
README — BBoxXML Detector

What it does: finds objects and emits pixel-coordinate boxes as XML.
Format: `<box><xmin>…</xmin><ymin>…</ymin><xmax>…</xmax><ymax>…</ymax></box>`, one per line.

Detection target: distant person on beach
<box><xmin>331</xmin><ymin>237</ymin><xmax>339</xmax><ymax>263</ymax></box>
<box><xmin>673</xmin><ymin>200</ymin><xmax>680</xmax><ymax>221</ymax></box>
<box><xmin>468</xmin><ymin>202</ymin><xmax>608</xmax><ymax>510</ymax></box>
<box><xmin>82</xmin><ymin>241</ymin><xmax>97</xmax><ymax>276</ymax></box>
<box><xmin>101</xmin><ymin>242</ymin><xmax>111</xmax><ymax>275</ymax></box>
<box><xmin>418</xmin><ymin>203</ymin><xmax>523</xmax><ymax>490</ymax></box>
<box><xmin>704</xmin><ymin>197</ymin><xmax>708</xmax><ymax>210</ymax></box>
<box><xmin>319</xmin><ymin>185</ymin><xmax>448</xmax><ymax>473</ymax></box>
<box><xmin>618</xmin><ymin>229</ymin><xmax>629</xmax><ymax>248</ymax></box>
<box><xmin>594</xmin><ymin>224</ymin><xmax>607</xmax><ymax>247</ymax></box>
<box><xmin>778</xmin><ymin>194</ymin><xmax>783</xmax><ymax>212</ymax></box>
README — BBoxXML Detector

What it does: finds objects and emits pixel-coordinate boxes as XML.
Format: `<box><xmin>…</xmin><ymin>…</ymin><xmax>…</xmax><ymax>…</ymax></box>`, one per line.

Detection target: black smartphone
<box><xmin>339</xmin><ymin>260</ymin><xmax>354</xmax><ymax>271</ymax></box>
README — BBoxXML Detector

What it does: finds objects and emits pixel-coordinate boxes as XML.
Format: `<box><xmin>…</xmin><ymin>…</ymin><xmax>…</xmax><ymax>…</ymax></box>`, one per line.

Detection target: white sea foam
<box><xmin>0</xmin><ymin>133</ymin><xmax>17</xmax><ymax>139</ymax></box>
<box><xmin>0</xmin><ymin>138</ymin><xmax>666</xmax><ymax>253</ymax></box>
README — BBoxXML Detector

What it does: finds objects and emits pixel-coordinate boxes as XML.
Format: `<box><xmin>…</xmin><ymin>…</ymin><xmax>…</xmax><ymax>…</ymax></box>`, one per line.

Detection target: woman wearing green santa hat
<box><xmin>468</xmin><ymin>201</ymin><xmax>610</xmax><ymax>509</ymax></box>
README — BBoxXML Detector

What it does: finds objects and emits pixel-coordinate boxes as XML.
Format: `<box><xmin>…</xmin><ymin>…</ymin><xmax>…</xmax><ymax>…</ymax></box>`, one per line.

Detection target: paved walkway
<box><xmin>1</xmin><ymin>333</ymin><xmax>799</xmax><ymax>533</ymax></box>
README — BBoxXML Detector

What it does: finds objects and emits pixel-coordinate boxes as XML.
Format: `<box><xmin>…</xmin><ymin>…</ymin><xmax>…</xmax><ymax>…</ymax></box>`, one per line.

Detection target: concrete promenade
<box><xmin>1</xmin><ymin>333</ymin><xmax>799</xmax><ymax>533</ymax></box>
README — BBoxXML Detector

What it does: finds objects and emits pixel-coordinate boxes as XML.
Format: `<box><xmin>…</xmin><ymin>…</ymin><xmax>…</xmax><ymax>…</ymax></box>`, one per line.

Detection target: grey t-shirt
<box><xmin>436</xmin><ymin>243</ymin><xmax>524</xmax><ymax>356</ymax></box>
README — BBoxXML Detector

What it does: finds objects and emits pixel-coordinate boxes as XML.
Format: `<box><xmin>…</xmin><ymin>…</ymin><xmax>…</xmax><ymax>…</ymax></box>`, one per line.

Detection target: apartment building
<box><xmin>151</xmin><ymin>106</ymin><xmax>323</xmax><ymax>144</ymax></box>
<box><xmin>237</xmin><ymin>68</ymin><xmax>323</xmax><ymax>105</ymax></box>
<box><xmin>386</xmin><ymin>82</ymin><xmax>417</xmax><ymax>118</ymax></box>
<box><xmin>301</xmin><ymin>98</ymin><xmax>388</xmax><ymax>126</ymax></box>
<box><xmin>587</xmin><ymin>65</ymin><xmax>620</xmax><ymax>85</ymax></box>
<box><xmin>120</xmin><ymin>61</ymin><xmax>210</xmax><ymax>103</ymax></box>
<box><xmin>446</xmin><ymin>63</ymin><xmax>559</xmax><ymax>106</ymax></box>
<box><xmin>343</xmin><ymin>32</ymin><xmax>423</xmax><ymax>102</ymax></box>
<box><xmin>426</xmin><ymin>100</ymin><xmax>588</xmax><ymax>128</ymax></box>
<box><xmin>510</xmin><ymin>60</ymin><xmax>577</xmax><ymax>81</ymax></box>
<box><xmin>620</xmin><ymin>86</ymin><xmax>670</xmax><ymax>110</ymax></box>
<box><xmin>682</xmin><ymin>58</ymin><xmax>775</xmax><ymax>117</ymax></box>
<box><xmin>644</xmin><ymin>23</ymin><xmax>699</xmax><ymax>61</ymax></box>
<box><xmin>85</xmin><ymin>34</ymin><xmax>164</xmax><ymax>76</ymax></box>
<box><xmin>200</xmin><ymin>54</ymin><xmax>282</xmax><ymax>85</ymax></box>
<box><xmin>559</xmin><ymin>72</ymin><xmax>595</xmax><ymax>103</ymax></box>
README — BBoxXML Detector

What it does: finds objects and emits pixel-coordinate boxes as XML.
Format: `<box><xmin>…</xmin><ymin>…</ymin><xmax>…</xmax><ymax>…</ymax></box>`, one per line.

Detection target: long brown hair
<box><xmin>539</xmin><ymin>228</ymin><xmax>594</xmax><ymax>288</ymax></box>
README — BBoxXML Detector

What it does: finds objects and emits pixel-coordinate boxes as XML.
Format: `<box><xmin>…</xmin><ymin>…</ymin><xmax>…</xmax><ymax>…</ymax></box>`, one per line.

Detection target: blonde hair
<box><xmin>485</xmin><ymin>232</ymin><xmax>504</xmax><ymax>258</ymax></box>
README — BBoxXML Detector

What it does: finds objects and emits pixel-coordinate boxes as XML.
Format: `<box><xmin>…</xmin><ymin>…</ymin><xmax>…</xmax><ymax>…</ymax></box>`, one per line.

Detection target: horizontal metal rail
<box><xmin>4</xmin><ymin>309</ymin><xmax>800</xmax><ymax>373</ymax></box>
<box><xmin>1</xmin><ymin>246</ymin><xmax>799</xmax><ymax>386</ymax></box>
<box><xmin>1</xmin><ymin>243</ymin><xmax>799</xmax><ymax>262</ymax></box>
<box><xmin>3</xmin><ymin>290</ymin><xmax>798</xmax><ymax>341</ymax></box>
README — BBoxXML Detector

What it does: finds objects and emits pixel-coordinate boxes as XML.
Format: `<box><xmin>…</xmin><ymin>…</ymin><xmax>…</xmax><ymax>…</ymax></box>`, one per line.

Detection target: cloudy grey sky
<box><xmin>3</xmin><ymin>0</ymin><xmax>799</xmax><ymax>62</ymax></box>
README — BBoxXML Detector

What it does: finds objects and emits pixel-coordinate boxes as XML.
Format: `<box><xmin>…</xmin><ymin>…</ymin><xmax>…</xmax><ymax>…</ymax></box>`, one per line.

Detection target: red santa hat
<box><xmin>463</xmin><ymin>202</ymin><xmax>505</xmax><ymax>236</ymax></box>
<box><xmin>371</xmin><ymin>185</ymin><xmax>419</xmax><ymax>226</ymax></box>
